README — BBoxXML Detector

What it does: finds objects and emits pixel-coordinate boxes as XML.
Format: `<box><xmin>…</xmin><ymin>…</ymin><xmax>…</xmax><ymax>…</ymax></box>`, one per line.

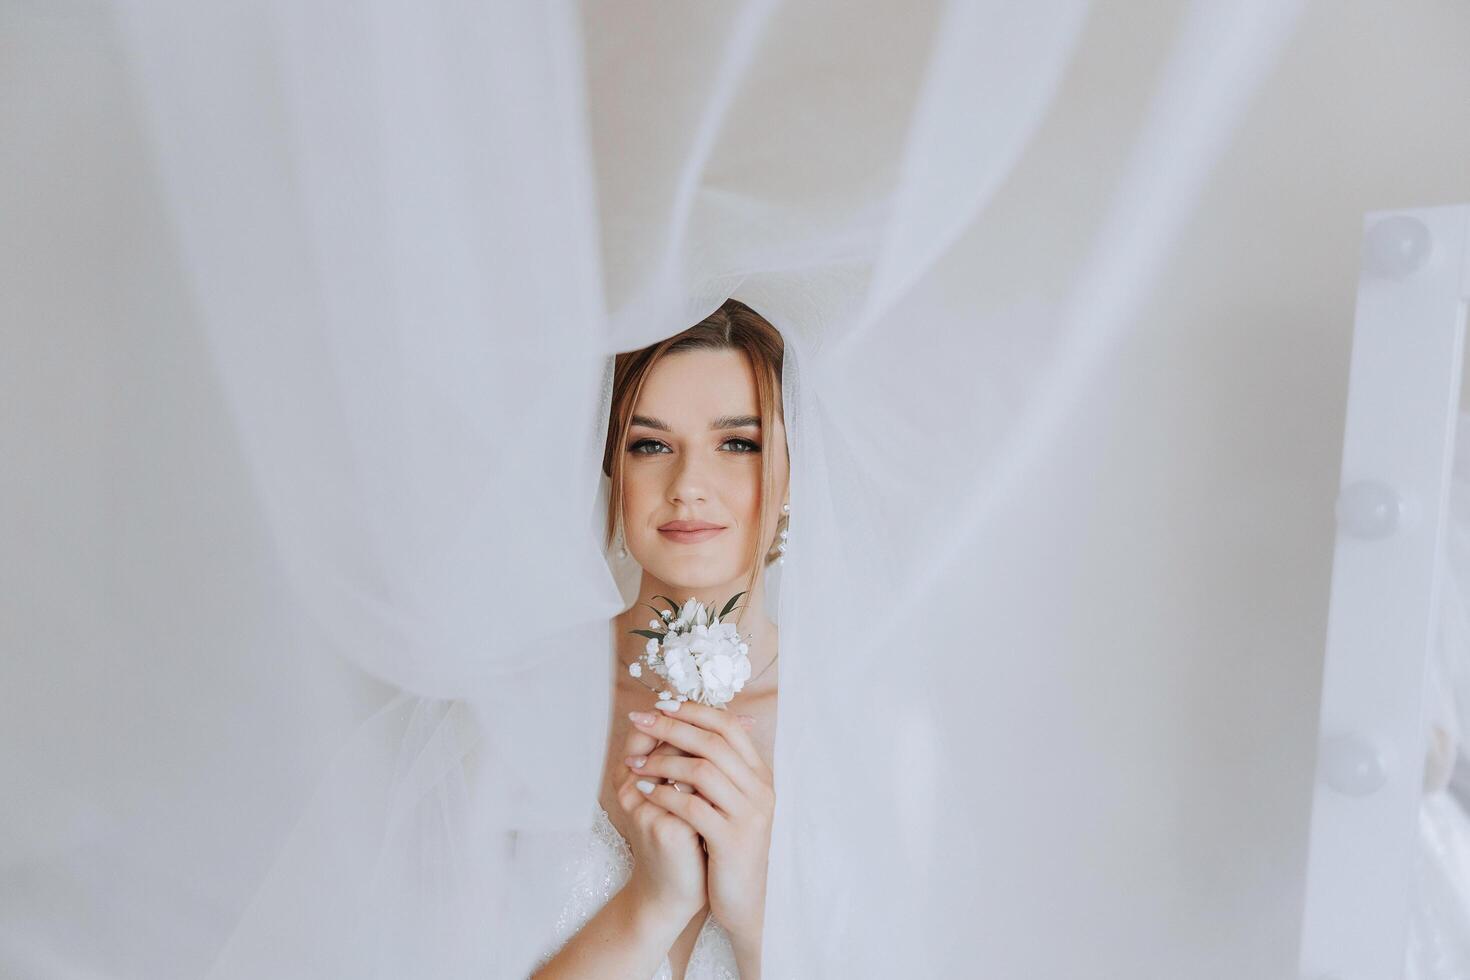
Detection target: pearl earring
<box><xmin>616</xmin><ymin>525</ymin><xmax>628</xmax><ymax>560</ymax></box>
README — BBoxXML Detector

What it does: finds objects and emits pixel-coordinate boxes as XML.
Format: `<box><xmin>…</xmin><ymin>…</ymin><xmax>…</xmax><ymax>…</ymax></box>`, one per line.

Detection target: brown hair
<box><xmin>602</xmin><ymin>299</ymin><xmax>788</xmax><ymax>621</ymax></box>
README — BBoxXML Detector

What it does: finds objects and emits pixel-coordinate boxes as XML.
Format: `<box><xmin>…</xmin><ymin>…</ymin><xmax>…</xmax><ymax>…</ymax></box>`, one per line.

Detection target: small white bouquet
<box><xmin>628</xmin><ymin>592</ymin><xmax>753</xmax><ymax>708</ymax></box>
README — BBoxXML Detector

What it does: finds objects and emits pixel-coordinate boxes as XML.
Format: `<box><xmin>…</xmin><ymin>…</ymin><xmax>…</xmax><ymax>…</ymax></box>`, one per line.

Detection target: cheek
<box><xmin>622</xmin><ymin>475</ymin><xmax>658</xmax><ymax>524</ymax></box>
<box><xmin>738</xmin><ymin>483</ymin><xmax>766</xmax><ymax>525</ymax></box>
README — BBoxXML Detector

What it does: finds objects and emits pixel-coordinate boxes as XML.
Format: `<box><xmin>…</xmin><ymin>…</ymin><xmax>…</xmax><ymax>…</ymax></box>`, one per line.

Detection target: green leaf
<box><xmin>652</xmin><ymin>594</ymin><xmax>682</xmax><ymax>615</ymax></box>
<box><xmin>641</xmin><ymin>603</ymin><xmax>668</xmax><ymax>623</ymax></box>
<box><xmin>630</xmin><ymin>629</ymin><xmax>665</xmax><ymax>641</ymax></box>
<box><xmin>719</xmin><ymin>591</ymin><xmax>746</xmax><ymax>619</ymax></box>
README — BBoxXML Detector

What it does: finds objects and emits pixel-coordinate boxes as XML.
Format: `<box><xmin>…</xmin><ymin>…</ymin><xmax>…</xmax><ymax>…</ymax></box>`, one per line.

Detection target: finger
<box><xmin>623</xmin><ymin>728</ymin><xmax>689</xmax><ymax>773</ymax></box>
<box><xmin>627</xmin><ymin>752</ymin><xmax>743</xmax><ymax>817</ymax></box>
<box><xmin>618</xmin><ymin>768</ymin><xmax>690</xmax><ymax>833</ymax></box>
<box><xmin>616</xmin><ymin>770</ymin><xmax>656</xmax><ymax>824</ymax></box>
<box><xmin>622</xmin><ymin>737</ymin><xmax>686</xmax><ymax>772</ymax></box>
<box><xmin>622</xmin><ymin>708</ymin><xmax>698</xmax><ymax>759</ymax></box>
<box><xmin>616</xmin><ymin>740</ymin><xmax>687</xmax><ymax>808</ymax></box>
<box><xmin>642</xmin><ymin>741</ymin><xmax>695</xmax><ymax>794</ymax></box>
<box><xmin>633</xmin><ymin>773</ymin><xmax>723</xmax><ymax>839</ymax></box>
<box><xmin>629</xmin><ymin>709</ymin><xmax>763</xmax><ymax>799</ymax></box>
<box><xmin>652</xmin><ymin>699</ymin><xmax>767</xmax><ymax>775</ymax></box>
<box><xmin>623</xmin><ymin>730</ymin><xmax>692</xmax><ymax>763</ymax></box>
<box><xmin>622</xmin><ymin>722</ymin><xmax>661</xmax><ymax>759</ymax></box>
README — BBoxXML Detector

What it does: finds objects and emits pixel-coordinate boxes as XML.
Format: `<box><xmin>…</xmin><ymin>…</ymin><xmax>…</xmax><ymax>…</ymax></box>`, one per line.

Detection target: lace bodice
<box><xmin>533</xmin><ymin>806</ymin><xmax>738</xmax><ymax>979</ymax></box>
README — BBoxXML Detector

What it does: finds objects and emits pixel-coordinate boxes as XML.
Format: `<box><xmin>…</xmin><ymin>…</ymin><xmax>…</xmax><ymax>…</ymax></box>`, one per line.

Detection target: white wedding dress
<box><xmin>532</xmin><ymin>806</ymin><xmax>739</xmax><ymax>979</ymax></box>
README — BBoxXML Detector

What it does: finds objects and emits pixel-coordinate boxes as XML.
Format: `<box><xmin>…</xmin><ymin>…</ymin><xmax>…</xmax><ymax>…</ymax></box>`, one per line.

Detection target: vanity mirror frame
<box><xmin>1299</xmin><ymin>203</ymin><xmax>1470</xmax><ymax>980</ymax></box>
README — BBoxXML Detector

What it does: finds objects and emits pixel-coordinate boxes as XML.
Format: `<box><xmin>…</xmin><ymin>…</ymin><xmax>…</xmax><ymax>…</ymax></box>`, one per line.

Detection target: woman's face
<box><xmin>620</xmin><ymin>348</ymin><xmax>789</xmax><ymax>590</ymax></box>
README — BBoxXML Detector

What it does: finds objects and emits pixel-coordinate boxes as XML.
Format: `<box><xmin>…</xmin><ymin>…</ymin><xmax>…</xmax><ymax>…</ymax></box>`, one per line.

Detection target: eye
<box><xmin>625</xmin><ymin>437</ymin><xmax>761</xmax><ymax>455</ymax></box>
<box><xmin>722</xmin><ymin>437</ymin><xmax>761</xmax><ymax>453</ymax></box>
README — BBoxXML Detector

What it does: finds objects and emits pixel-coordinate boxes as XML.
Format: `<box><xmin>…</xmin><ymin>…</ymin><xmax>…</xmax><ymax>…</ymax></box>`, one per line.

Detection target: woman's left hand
<box><xmin>624</xmin><ymin>699</ymin><xmax>775</xmax><ymax>951</ymax></box>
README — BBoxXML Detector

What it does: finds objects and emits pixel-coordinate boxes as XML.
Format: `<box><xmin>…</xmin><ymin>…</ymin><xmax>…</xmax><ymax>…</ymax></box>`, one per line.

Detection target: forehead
<box><xmin>636</xmin><ymin>348</ymin><xmax>759</xmax><ymax>418</ymax></box>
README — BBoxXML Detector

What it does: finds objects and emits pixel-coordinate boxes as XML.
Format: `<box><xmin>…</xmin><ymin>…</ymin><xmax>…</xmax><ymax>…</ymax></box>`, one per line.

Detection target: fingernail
<box><xmin>628</xmin><ymin>710</ymin><xmax>654</xmax><ymax>726</ymax></box>
<box><xmin>654</xmin><ymin>699</ymin><xmax>680</xmax><ymax>711</ymax></box>
<box><xmin>626</xmin><ymin>755</ymin><xmax>647</xmax><ymax>768</ymax></box>
<box><xmin>636</xmin><ymin>779</ymin><xmax>655</xmax><ymax>793</ymax></box>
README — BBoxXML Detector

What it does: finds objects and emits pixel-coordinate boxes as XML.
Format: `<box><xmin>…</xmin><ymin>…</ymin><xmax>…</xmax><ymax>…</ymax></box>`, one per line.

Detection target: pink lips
<box><xmin>658</xmin><ymin>520</ymin><xmax>726</xmax><ymax>544</ymax></box>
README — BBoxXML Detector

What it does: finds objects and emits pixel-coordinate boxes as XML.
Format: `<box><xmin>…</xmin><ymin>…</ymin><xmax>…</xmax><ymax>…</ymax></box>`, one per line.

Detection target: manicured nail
<box><xmin>629</xmin><ymin>711</ymin><xmax>654</xmax><ymax>726</ymax></box>
<box><xmin>654</xmin><ymin>699</ymin><xmax>680</xmax><ymax>711</ymax></box>
<box><xmin>636</xmin><ymin>779</ymin><xmax>655</xmax><ymax>793</ymax></box>
<box><xmin>626</xmin><ymin>755</ymin><xmax>647</xmax><ymax>768</ymax></box>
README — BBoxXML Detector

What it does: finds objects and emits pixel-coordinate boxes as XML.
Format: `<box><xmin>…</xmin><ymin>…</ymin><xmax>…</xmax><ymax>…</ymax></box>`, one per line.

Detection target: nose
<box><xmin>667</xmin><ymin>450</ymin><xmax>709</xmax><ymax>506</ymax></box>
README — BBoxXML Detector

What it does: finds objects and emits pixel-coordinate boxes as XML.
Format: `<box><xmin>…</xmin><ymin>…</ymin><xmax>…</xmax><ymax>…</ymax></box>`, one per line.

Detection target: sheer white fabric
<box><xmin>17</xmin><ymin>1</ymin><xmax>1468</xmax><ymax>978</ymax></box>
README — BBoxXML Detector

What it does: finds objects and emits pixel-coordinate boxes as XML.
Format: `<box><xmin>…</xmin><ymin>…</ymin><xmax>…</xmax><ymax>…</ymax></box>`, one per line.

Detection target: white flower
<box><xmin>645</xmin><ymin>637</ymin><xmax>659</xmax><ymax>655</ymax></box>
<box><xmin>698</xmin><ymin>650</ymin><xmax>752</xmax><ymax>705</ymax></box>
<box><xmin>670</xmin><ymin>619</ymin><xmax>747</xmax><ymax>706</ymax></box>
<box><xmin>686</xmin><ymin>622</ymin><xmax>734</xmax><ymax>659</ymax></box>
<box><xmin>628</xmin><ymin>662</ymin><xmax>642</xmax><ymax>677</ymax></box>
<box><xmin>676</xmin><ymin>597</ymin><xmax>702</xmax><ymax>628</ymax></box>
<box><xmin>686</xmin><ymin>627</ymin><xmax>714</xmax><ymax>657</ymax></box>
<box><xmin>660</xmin><ymin>636</ymin><xmax>704</xmax><ymax>698</ymax></box>
<box><xmin>659</xmin><ymin>689</ymin><xmax>673</xmax><ymax>700</ymax></box>
<box><xmin>648</xmin><ymin>619</ymin><xmax>661</xmax><ymax>630</ymax></box>
<box><xmin>660</xmin><ymin>609</ymin><xmax>672</xmax><ymax>620</ymax></box>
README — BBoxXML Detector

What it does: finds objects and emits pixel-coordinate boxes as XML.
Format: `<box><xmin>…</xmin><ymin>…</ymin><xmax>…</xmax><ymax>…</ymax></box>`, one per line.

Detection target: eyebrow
<box><xmin>630</xmin><ymin>414</ymin><xmax>761</xmax><ymax>432</ymax></box>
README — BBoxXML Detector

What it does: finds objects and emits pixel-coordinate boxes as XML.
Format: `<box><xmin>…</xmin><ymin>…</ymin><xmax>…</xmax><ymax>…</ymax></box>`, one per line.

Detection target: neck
<box><xmin>615</xmin><ymin>567</ymin><xmax>780</xmax><ymax>699</ymax></box>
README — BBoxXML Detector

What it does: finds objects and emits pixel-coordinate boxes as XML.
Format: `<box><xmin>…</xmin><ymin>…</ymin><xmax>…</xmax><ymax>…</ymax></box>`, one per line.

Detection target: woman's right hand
<box><xmin>616</xmin><ymin>724</ymin><xmax>707</xmax><ymax>921</ymax></box>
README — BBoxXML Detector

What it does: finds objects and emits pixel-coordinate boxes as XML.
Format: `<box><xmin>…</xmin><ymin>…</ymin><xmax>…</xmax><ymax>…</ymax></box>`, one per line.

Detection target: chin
<box><xmin>649</xmin><ymin>555</ymin><xmax>742</xmax><ymax>590</ymax></box>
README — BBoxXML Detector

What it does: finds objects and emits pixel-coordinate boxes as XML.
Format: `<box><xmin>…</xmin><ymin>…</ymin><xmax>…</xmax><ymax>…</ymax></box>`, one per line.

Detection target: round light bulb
<box><xmin>1320</xmin><ymin>733</ymin><xmax>1393</xmax><ymax>797</ymax></box>
<box><xmin>1334</xmin><ymin>480</ymin><xmax>1403</xmax><ymax>539</ymax></box>
<box><xmin>1363</xmin><ymin>214</ymin><xmax>1431</xmax><ymax>278</ymax></box>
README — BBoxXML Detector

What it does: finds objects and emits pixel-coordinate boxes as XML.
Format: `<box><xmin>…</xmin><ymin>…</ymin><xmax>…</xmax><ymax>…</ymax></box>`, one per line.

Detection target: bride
<box><xmin>533</xmin><ymin>299</ymin><xmax>789</xmax><ymax>980</ymax></box>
